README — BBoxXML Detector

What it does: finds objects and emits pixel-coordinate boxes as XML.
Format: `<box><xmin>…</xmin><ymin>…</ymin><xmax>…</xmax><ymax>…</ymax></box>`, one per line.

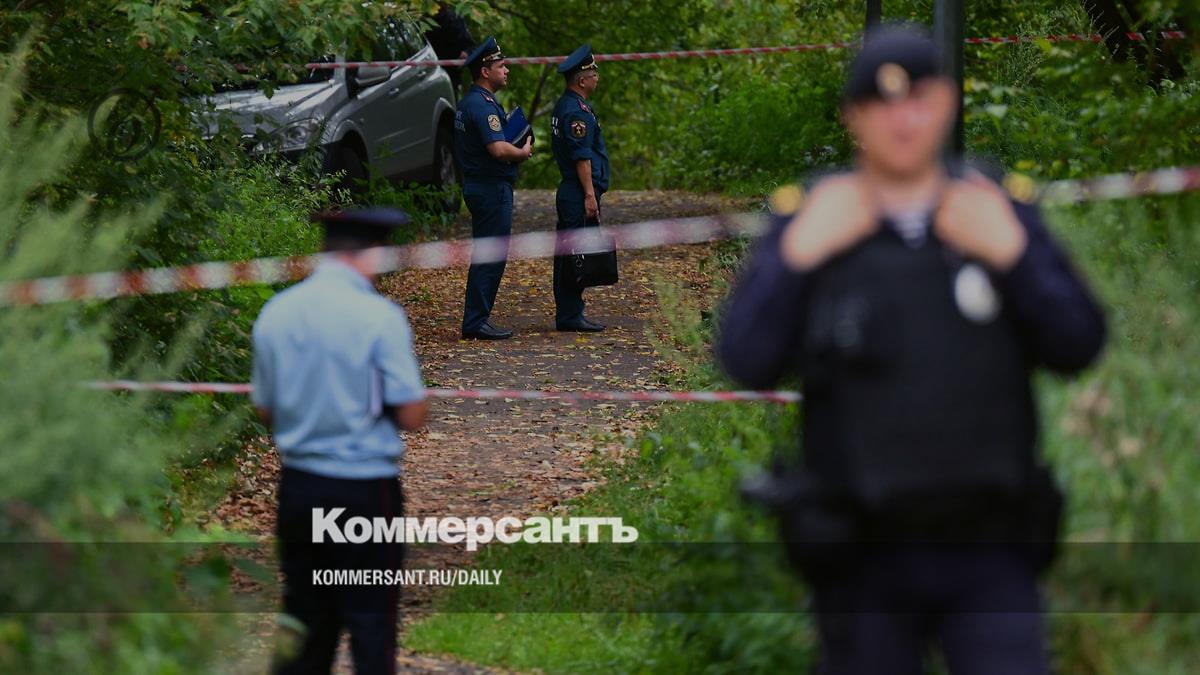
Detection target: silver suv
<box><xmin>199</xmin><ymin>19</ymin><xmax>460</xmax><ymax>205</ymax></box>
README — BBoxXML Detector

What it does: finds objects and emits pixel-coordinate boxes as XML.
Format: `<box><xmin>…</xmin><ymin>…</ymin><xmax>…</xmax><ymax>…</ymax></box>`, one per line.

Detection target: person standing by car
<box><xmin>455</xmin><ymin>36</ymin><xmax>533</xmax><ymax>341</ymax></box>
<box><xmin>424</xmin><ymin>4</ymin><xmax>474</xmax><ymax>96</ymax></box>
<box><xmin>253</xmin><ymin>208</ymin><xmax>428</xmax><ymax>675</ymax></box>
<box><xmin>550</xmin><ymin>44</ymin><xmax>610</xmax><ymax>333</ymax></box>
<box><xmin>718</xmin><ymin>25</ymin><xmax>1106</xmax><ymax>674</ymax></box>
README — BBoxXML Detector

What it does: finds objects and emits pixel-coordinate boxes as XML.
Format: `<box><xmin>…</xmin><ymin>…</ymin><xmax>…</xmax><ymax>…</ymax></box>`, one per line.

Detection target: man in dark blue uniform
<box><xmin>454</xmin><ymin>36</ymin><xmax>534</xmax><ymax>340</ymax></box>
<box><xmin>719</xmin><ymin>25</ymin><xmax>1106</xmax><ymax>675</ymax></box>
<box><xmin>550</xmin><ymin>44</ymin><xmax>610</xmax><ymax>332</ymax></box>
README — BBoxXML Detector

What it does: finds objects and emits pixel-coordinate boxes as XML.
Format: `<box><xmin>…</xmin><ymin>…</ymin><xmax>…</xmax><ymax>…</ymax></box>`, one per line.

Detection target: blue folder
<box><xmin>504</xmin><ymin>106</ymin><xmax>532</xmax><ymax>145</ymax></box>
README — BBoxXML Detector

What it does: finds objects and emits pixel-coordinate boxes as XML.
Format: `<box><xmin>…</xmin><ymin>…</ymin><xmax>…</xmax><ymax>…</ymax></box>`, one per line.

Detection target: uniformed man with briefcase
<box><xmin>550</xmin><ymin>44</ymin><xmax>616</xmax><ymax>332</ymax></box>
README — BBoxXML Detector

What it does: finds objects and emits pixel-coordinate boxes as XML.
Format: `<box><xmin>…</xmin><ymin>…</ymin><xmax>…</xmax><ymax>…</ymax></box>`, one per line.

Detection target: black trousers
<box><xmin>553</xmin><ymin>183</ymin><xmax>602</xmax><ymax>325</ymax></box>
<box><xmin>273</xmin><ymin>468</ymin><xmax>404</xmax><ymax>675</ymax></box>
<box><xmin>811</xmin><ymin>545</ymin><xmax>1048</xmax><ymax>675</ymax></box>
<box><xmin>462</xmin><ymin>181</ymin><xmax>514</xmax><ymax>332</ymax></box>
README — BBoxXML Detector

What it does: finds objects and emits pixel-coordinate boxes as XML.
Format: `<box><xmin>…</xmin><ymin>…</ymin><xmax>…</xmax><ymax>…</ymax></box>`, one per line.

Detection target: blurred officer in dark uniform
<box><xmin>550</xmin><ymin>44</ymin><xmax>609</xmax><ymax>332</ymax></box>
<box><xmin>454</xmin><ymin>36</ymin><xmax>534</xmax><ymax>340</ymax></box>
<box><xmin>253</xmin><ymin>208</ymin><xmax>428</xmax><ymax>675</ymax></box>
<box><xmin>424</xmin><ymin>5</ymin><xmax>474</xmax><ymax>95</ymax></box>
<box><xmin>719</xmin><ymin>25</ymin><xmax>1106</xmax><ymax>675</ymax></box>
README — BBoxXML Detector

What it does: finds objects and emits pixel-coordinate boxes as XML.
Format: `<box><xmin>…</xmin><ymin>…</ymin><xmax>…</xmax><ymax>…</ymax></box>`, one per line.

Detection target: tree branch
<box><xmin>526</xmin><ymin>62</ymin><xmax>555</xmax><ymax>124</ymax></box>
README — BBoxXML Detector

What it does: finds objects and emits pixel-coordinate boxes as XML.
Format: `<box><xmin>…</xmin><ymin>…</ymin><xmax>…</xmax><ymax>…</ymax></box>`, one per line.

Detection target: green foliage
<box><xmin>355</xmin><ymin>172</ymin><xmax>464</xmax><ymax>239</ymax></box>
<box><xmin>0</xmin><ymin>49</ymin><xmax>232</xmax><ymax>674</ymax></box>
<box><xmin>0</xmin><ymin>1</ymin><xmax>440</xmax><ymax>108</ymax></box>
<box><xmin>1040</xmin><ymin>197</ymin><xmax>1200</xmax><ymax>543</ymax></box>
<box><xmin>472</xmin><ymin>0</ymin><xmax>1195</xmax><ymax>192</ymax></box>
<box><xmin>1037</xmin><ymin>196</ymin><xmax>1200</xmax><ymax>672</ymax></box>
<box><xmin>962</xmin><ymin>3</ymin><xmax>1200</xmax><ymax>178</ymax></box>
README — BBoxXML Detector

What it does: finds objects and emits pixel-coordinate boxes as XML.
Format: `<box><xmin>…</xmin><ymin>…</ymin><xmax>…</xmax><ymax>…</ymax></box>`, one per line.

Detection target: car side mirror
<box><xmin>354</xmin><ymin>66</ymin><xmax>390</xmax><ymax>89</ymax></box>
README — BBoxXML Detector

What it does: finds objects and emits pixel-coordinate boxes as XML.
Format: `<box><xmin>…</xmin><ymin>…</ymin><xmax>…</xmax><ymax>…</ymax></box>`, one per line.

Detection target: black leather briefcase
<box><xmin>568</xmin><ymin>218</ymin><xmax>618</xmax><ymax>288</ymax></box>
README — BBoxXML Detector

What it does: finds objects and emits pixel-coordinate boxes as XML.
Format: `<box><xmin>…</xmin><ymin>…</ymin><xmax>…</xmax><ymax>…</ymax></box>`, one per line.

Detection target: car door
<box><xmin>351</xmin><ymin>19</ymin><xmax>424</xmax><ymax>178</ymax></box>
<box><xmin>385</xmin><ymin>21</ymin><xmax>443</xmax><ymax>177</ymax></box>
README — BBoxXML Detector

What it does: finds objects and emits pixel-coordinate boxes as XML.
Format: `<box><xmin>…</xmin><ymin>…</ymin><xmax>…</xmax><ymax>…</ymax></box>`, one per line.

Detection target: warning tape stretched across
<box><xmin>305</xmin><ymin>31</ymin><xmax>1187</xmax><ymax>70</ymax></box>
<box><xmin>84</xmin><ymin>381</ymin><xmax>803</xmax><ymax>404</ymax></box>
<box><xmin>0</xmin><ymin>213</ymin><xmax>760</xmax><ymax>308</ymax></box>
<box><xmin>1031</xmin><ymin>166</ymin><xmax>1200</xmax><ymax>204</ymax></box>
<box><xmin>2</xmin><ymin>166</ymin><xmax>1199</xmax><ymax>309</ymax></box>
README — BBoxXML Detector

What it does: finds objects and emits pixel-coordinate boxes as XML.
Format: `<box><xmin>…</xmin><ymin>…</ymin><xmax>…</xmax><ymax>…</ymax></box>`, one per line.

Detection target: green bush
<box><xmin>657</xmin><ymin>60</ymin><xmax>849</xmax><ymax>195</ymax></box>
<box><xmin>484</xmin><ymin>0</ymin><xmax>1196</xmax><ymax>192</ymax></box>
<box><xmin>0</xmin><ymin>50</ymin><xmax>232</xmax><ymax>674</ymax></box>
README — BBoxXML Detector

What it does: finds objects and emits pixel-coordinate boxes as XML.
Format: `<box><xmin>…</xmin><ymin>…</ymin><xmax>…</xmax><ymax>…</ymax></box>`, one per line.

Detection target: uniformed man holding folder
<box><xmin>454</xmin><ymin>36</ymin><xmax>534</xmax><ymax>340</ymax></box>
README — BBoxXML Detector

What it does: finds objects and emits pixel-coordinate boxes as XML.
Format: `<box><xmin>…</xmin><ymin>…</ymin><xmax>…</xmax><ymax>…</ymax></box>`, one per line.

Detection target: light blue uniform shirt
<box><xmin>251</xmin><ymin>261</ymin><xmax>424</xmax><ymax>479</ymax></box>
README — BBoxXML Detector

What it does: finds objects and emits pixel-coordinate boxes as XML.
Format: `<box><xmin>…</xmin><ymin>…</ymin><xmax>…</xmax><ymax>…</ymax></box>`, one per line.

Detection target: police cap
<box><xmin>311</xmin><ymin>207</ymin><xmax>411</xmax><ymax>244</ymax></box>
<box><xmin>557</xmin><ymin>44</ymin><xmax>597</xmax><ymax>76</ymax></box>
<box><xmin>465</xmin><ymin>35</ymin><xmax>505</xmax><ymax>71</ymax></box>
<box><xmin>844</xmin><ymin>24</ymin><xmax>942</xmax><ymax>103</ymax></box>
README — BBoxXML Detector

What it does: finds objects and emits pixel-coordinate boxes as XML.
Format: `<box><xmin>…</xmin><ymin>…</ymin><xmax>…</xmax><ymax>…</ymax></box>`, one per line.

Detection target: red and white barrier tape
<box><xmin>305</xmin><ymin>31</ymin><xmax>1187</xmax><ymax>70</ymax></box>
<box><xmin>3</xmin><ymin>166</ymin><xmax>1199</xmax><ymax>309</ymax></box>
<box><xmin>0</xmin><ymin>213</ymin><xmax>760</xmax><ymax>307</ymax></box>
<box><xmin>84</xmin><ymin>380</ymin><xmax>802</xmax><ymax>404</ymax></box>
<box><xmin>1035</xmin><ymin>166</ymin><xmax>1200</xmax><ymax>205</ymax></box>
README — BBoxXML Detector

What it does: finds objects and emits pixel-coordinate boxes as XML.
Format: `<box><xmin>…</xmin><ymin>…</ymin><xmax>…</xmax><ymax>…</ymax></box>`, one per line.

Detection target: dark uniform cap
<box><xmin>844</xmin><ymin>24</ymin><xmax>942</xmax><ymax>103</ymax></box>
<box><xmin>465</xmin><ymin>35</ymin><xmax>505</xmax><ymax>70</ymax></box>
<box><xmin>311</xmin><ymin>207</ymin><xmax>411</xmax><ymax>242</ymax></box>
<box><xmin>557</xmin><ymin>43</ymin><xmax>597</xmax><ymax>76</ymax></box>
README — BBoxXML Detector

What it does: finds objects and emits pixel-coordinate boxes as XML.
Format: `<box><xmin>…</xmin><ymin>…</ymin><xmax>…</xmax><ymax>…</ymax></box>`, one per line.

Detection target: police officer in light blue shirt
<box><xmin>454</xmin><ymin>35</ymin><xmax>534</xmax><ymax>340</ymax></box>
<box><xmin>252</xmin><ymin>208</ymin><xmax>427</xmax><ymax>675</ymax></box>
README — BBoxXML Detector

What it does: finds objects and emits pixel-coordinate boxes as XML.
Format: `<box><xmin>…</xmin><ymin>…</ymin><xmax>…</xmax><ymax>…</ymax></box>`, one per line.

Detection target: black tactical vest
<box><xmin>799</xmin><ymin>221</ymin><xmax>1038</xmax><ymax>515</ymax></box>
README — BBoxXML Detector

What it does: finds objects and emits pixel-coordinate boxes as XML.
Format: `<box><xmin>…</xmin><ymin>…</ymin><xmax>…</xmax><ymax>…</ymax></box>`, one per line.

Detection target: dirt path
<box><xmin>214</xmin><ymin>189</ymin><xmax>747</xmax><ymax>673</ymax></box>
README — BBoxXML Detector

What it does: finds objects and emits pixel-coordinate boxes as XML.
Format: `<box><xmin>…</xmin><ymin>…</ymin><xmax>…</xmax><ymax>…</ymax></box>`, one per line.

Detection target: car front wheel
<box><xmin>323</xmin><ymin>142</ymin><xmax>369</xmax><ymax>200</ymax></box>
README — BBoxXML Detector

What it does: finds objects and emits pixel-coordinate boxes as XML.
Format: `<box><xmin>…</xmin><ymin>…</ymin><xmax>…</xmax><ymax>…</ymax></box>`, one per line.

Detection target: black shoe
<box><xmin>462</xmin><ymin>322</ymin><xmax>513</xmax><ymax>340</ymax></box>
<box><xmin>556</xmin><ymin>317</ymin><xmax>605</xmax><ymax>332</ymax></box>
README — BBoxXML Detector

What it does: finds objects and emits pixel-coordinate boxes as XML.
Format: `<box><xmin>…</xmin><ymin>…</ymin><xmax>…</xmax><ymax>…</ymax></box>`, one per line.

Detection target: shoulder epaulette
<box><xmin>1002</xmin><ymin>172</ymin><xmax>1037</xmax><ymax>204</ymax></box>
<box><xmin>768</xmin><ymin>184</ymin><xmax>805</xmax><ymax>216</ymax></box>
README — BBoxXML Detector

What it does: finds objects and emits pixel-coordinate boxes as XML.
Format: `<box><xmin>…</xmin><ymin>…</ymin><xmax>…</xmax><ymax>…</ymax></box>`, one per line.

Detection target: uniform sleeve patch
<box><xmin>487</xmin><ymin>114</ymin><xmax>502</xmax><ymax>132</ymax></box>
<box><xmin>570</xmin><ymin>119</ymin><xmax>588</xmax><ymax>138</ymax></box>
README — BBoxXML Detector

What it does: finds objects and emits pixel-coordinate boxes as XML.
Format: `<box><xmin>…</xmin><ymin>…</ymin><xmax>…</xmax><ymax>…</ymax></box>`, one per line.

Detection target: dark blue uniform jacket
<box><xmin>551</xmin><ymin>90</ymin><xmax>610</xmax><ymax>194</ymax></box>
<box><xmin>717</xmin><ymin>190</ymin><xmax>1107</xmax><ymax>389</ymax></box>
<box><xmin>454</xmin><ymin>84</ymin><xmax>518</xmax><ymax>184</ymax></box>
